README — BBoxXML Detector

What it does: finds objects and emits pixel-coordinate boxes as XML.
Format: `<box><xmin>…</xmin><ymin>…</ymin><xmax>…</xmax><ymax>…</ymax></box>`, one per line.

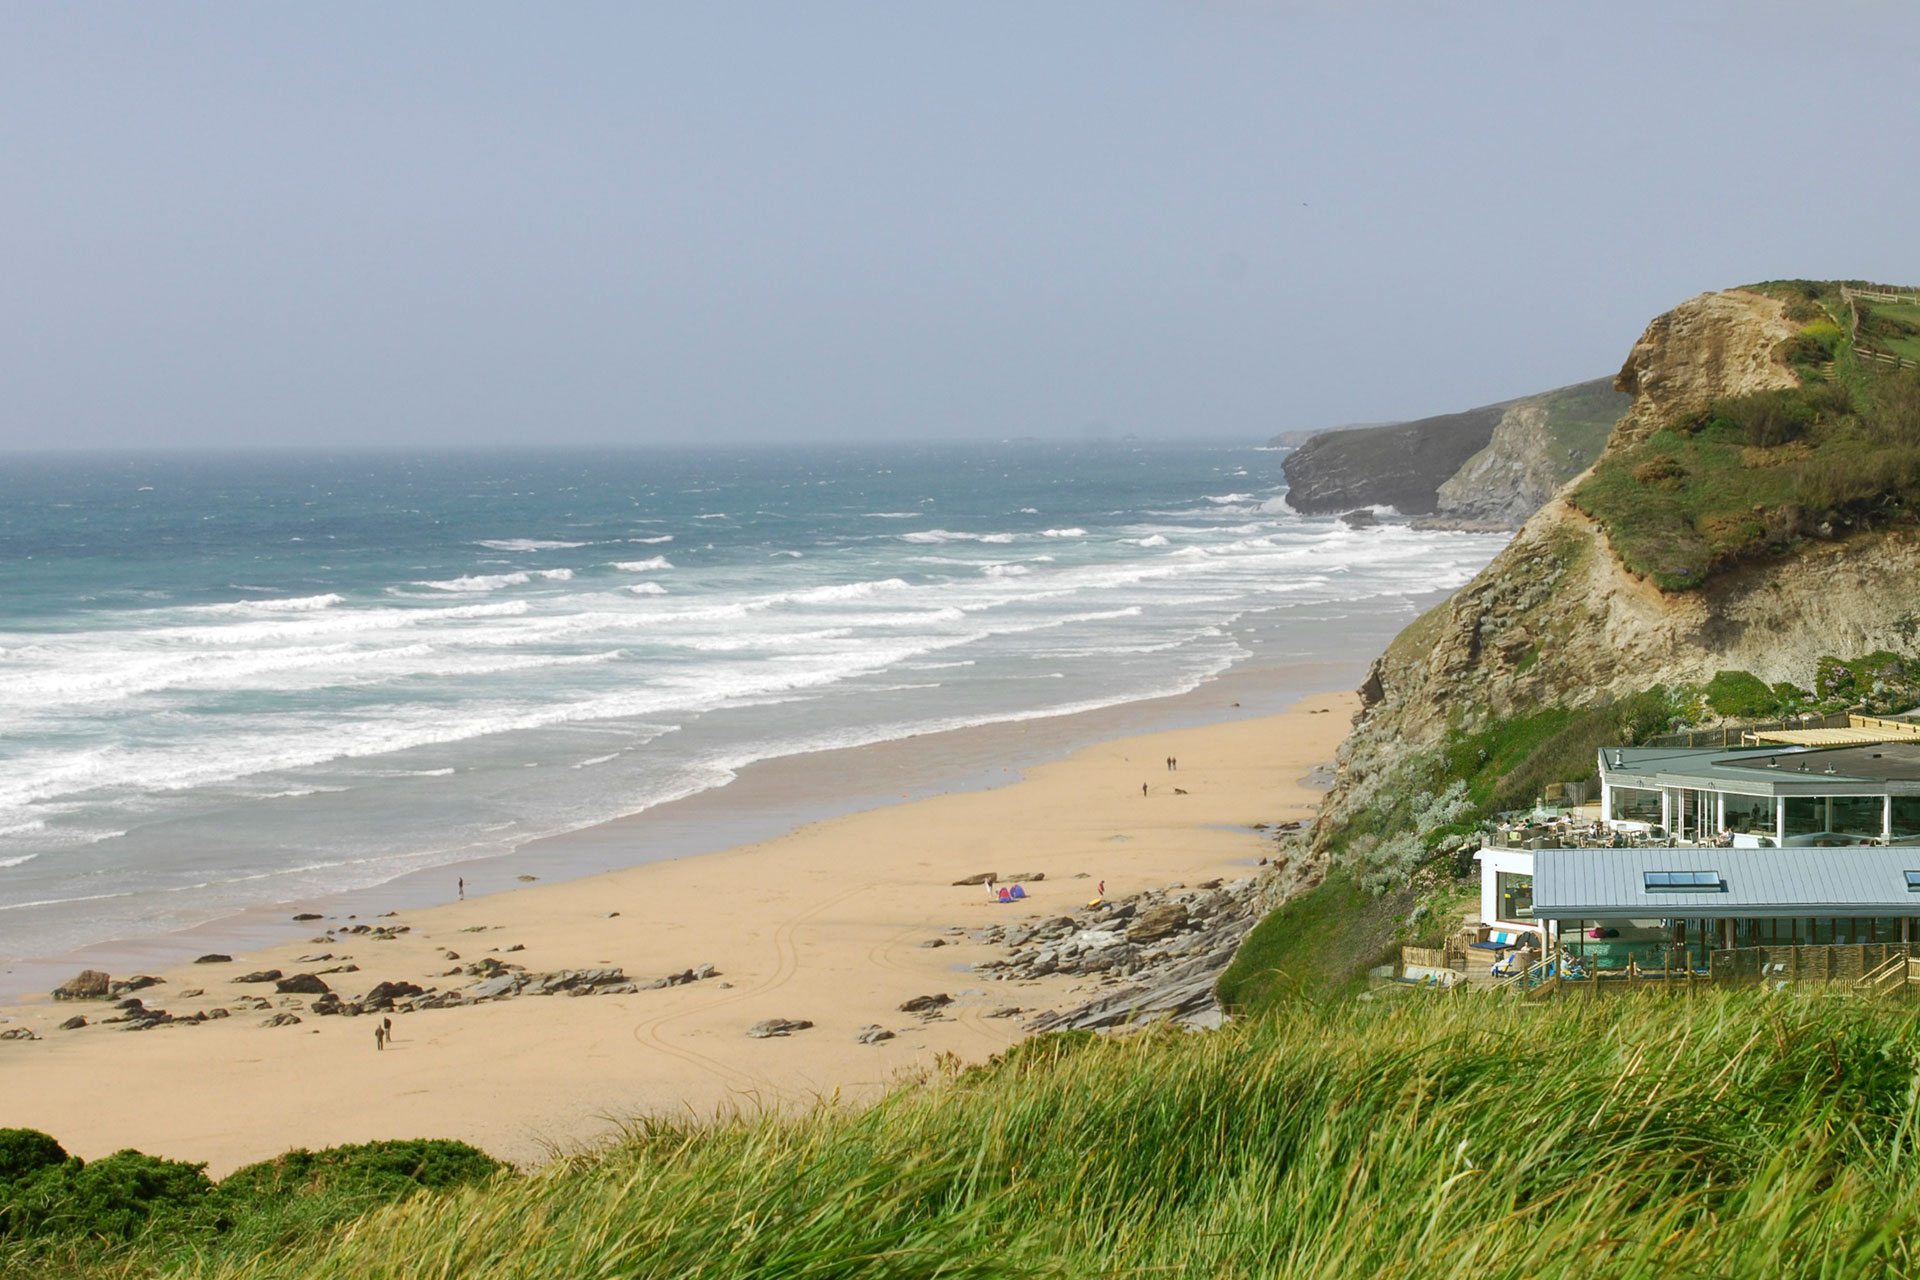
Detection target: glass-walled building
<box><xmin>1599</xmin><ymin>743</ymin><xmax>1920</xmax><ymax>846</ymax></box>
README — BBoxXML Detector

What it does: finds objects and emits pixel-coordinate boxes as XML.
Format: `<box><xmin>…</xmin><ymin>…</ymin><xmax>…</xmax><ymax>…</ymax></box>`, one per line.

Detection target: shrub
<box><xmin>1631</xmin><ymin>455</ymin><xmax>1687</xmax><ymax>487</ymax></box>
<box><xmin>1704</xmin><ymin>670</ymin><xmax>1779</xmax><ymax>718</ymax></box>
<box><xmin>0</xmin><ymin>1131</ymin><xmax>68</xmax><ymax>1185</ymax></box>
<box><xmin>219</xmin><ymin>1139</ymin><xmax>503</xmax><ymax>1207</ymax></box>
<box><xmin>0</xmin><ymin>1150</ymin><xmax>215</xmax><ymax>1245</ymax></box>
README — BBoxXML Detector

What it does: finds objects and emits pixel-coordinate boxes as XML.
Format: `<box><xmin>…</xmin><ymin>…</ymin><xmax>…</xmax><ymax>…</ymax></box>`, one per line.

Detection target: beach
<box><xmin>0</xmin><ymin>689</ymin><xmax>1354</xmax><ymax>1176</ymax></box>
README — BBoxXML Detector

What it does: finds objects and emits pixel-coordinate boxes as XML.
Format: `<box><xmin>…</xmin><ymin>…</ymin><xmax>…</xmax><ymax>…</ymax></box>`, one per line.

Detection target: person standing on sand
<box><xmin>383</xmin><ymin>1015</ymin><xmax>393</xmax><ymax>1043</ymax></box>
<box><xmin>458</xmin><ymin>877</ymin><xmax>464</xmax><ymax>900</ymax></box>
<box><xmin>1142</xmin><ymin>782</ymin><xmax>1148</xmax><ymax>797</ymax></box>
<box><xmin>1171</xmin><ymin>756</ymin><xmax>1178</xmax><ymax>771</ymax></box>
<box><xmin>374</xmin><ymin>1025</ymin><xmax>386</xmax><ymax>1051</ymax></box>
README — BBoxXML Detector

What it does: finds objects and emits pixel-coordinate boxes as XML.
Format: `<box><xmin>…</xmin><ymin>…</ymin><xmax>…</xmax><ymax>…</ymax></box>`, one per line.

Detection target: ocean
<box><xmin>0</xmin><ymin>444</ymin><xmax>1508</xmax><ymax>966</ymax></box>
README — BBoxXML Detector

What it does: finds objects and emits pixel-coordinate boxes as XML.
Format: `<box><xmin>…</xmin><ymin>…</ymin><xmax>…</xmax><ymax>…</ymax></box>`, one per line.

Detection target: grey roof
<box><xmin>1599</xmin><ymin>745</ymin><xmax>1920</xmax><ymax>794</ymax></box>
<box><xmin>1533</xmin><ymin>846</ymin><xmax>1920</xmax><ymax>920</ymax></box>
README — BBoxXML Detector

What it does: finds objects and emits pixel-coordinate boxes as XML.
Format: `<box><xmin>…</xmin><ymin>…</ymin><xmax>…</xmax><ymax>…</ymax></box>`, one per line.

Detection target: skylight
<box><xmin>1644</xmin><ymin>870</ymin><xmax>1723</xmax><ymax>892</ymax></box>
<box><xmin>1905</xmin><ymin>871</ymin><xmax>1920</xmax><ymax>892</ymax></box>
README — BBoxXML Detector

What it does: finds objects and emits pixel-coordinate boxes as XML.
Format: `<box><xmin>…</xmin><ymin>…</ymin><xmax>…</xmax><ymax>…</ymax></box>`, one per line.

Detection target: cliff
<box><xmin>1316</xmin><ymin>285</ymin><xmax>1920</xmax><ymax>852</ymax></box>
<box><xmin>1280</xmin><ymin>379</ymin><xmax>1626</xmax><ymax>525</ymax></box>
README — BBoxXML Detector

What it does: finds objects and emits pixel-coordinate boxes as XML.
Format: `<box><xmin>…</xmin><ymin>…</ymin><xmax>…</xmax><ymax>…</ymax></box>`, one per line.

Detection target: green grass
<box><xmin>1569</xmin><ymin>354</ymin><xmax>1920</xmax><ymax>590</ymax></box>
<box><xmin>1216</xmin><ymin>867</ymin><xmax>1417</xmax><ymax>1009</ymax></box>
<box><xmin>1858</xmin><ymin>297</ymin><xmax>1920</xmax><ymax>364</ymax></box>
<box><xmin>1535</xmin><ymin>377</ymin><xmax>1632</xmax><ymax>483</ymax></box>
<box><xmin>34</xmin><ymin>992</ymin><xmax>1920</xmax><ymax>1279</ymax></box>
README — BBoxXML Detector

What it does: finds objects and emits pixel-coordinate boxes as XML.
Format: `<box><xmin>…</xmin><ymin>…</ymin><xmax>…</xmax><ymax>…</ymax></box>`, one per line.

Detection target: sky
<box><xmin>4</xmin><ymin>2</ymin><xmax>1919</xmax><ymax>451</ymax></box>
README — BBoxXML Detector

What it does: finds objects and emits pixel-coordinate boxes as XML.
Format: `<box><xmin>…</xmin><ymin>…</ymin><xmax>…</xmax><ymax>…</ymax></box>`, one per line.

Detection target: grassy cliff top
<box><xmin>22</xmin><ymin>991</ymin><xmax>1920</xmax><ymax>1279</ymax></box>
<box><xmin>1569</xmin><ymin>280</ymin><xmax>1920</xmax><ymax>591</ymax></box>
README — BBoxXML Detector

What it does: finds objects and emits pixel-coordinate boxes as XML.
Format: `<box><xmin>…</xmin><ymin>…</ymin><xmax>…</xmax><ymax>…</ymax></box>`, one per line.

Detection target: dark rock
<box><xmin>114</xmin><ymin>997</ymin><xmax>146</xmax><ymax>1012</ymax></box>
<box><xmin>194</xmin><ymin>953</ymin><xmax>233</xmax><ymax>964</ymax></box>
<box><xmin>0</xmin><ymin>1027</ymin><xmax>40</xmax><ymax>1041</ymax></box>
<box><xmin>1003</xmin><ymin>872</ymin><xmax>1046</xmax><ymax>882</ymax></box>
<box><xmin>261</xmin><ymin>1012</ymin><xmax>302</xmax><ymax>1028</ymax></box>
<box><xmin>1126</xmin><ymin>903</ymin><xmax>1191</xmax><ymax>944</ymax></box>
<box><xmin>275</xmin><ymin>974</ymin><xmax>331</xmax><ymax>995</ymax></box>
<box><xmin>951</xmin><ymin>872</ymin><xmax>999</xmax><ymax>886</ymax></box>
<box><xmin>362</xmin><ymin>980</ymin><xmax>426</xmax><ymax>1009</ymax></box>
<box><xmin>310</xmin><ymin>993</ymin><xmax>346</xmax><ymax>1016</ymax></box>
<box><xmin>108</xmin><ymin>975</ymin><xmax>164</xmax><ymax>998</ymax></box>
<box><xmin>984</xmin><ymin>1006</ymin><xmax>1023</xmax><ymax>1019</ymax></box>
<box><xmin>60</xmin><ymin>1015</ymin><xmax>89</xmax><ymax>1030</ymax></box>
<box><xmin>233</xmin><ymin>969</ymin><xmax>284</xmax><ymax>984</ymax></box>
<box><xmin>746</xmin><ymin>1018</ymin><xmax>813</xmax><ymax>1039</ymax></box>
<box><xmin>207</xmin><ymin>1007</ymin><xmax>230</xmax><ymax>1019</ymax></box>
<box><xmin>180</xmin><ymin>989</ymin><xmax>204</xmax><ymax>999</ymax></box>
<box><xmin>856</xmin><ymin>1025</ymin><xmax>895</xmax><ymax>1044</ymax></box>
<box><xmin>919</xmin><ymin>938</ymin><xmax>948</xmax><ymax>949</ymax></box>
<box><xmin>898</xmin><ymin>993</ymin><xmax>952</xmax><ymax>1014</ymax></box>
<box><xmin>53</xmin><ymin>970</ymin><xmax>111</xmax><ymax>1001</ymax></box>
<box><xmin>293</xmin><ymin>912</ymin><xmax>324</xmax><ymax>921</ymax></box>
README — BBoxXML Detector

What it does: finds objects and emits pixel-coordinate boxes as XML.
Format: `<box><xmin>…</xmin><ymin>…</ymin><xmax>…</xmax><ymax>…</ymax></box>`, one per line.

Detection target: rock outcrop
<box><xmin>1316</xmin><ymin>288</ymin><xmax>1920</xmax><ymax>845</ymax></box>
<box><xmin>1282</xmin><ymin>378</ymin><xmax>1627</xmax><ymax>526</ymax></box>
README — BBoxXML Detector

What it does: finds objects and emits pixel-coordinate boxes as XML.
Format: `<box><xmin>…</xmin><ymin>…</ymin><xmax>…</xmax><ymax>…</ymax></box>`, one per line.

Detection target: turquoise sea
<box><xmin>0</xmin><ymin>444</ymin><xmax>1507</xmax><ymax>963</ymax></box>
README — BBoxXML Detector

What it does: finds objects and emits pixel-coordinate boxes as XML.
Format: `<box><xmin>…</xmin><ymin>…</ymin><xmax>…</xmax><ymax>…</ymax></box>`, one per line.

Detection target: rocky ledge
<box><xmin>972</xmin><ymin>875</ymin><xmax>1267</xmax><ymax>1032</ymax></box>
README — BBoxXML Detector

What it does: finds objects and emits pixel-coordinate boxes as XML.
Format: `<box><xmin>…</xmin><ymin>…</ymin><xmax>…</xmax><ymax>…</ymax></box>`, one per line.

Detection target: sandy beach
<box><xmin>1</xmin><ymin>691</ymin><xmax>1354</xmax><ymax>1176</ymax></box>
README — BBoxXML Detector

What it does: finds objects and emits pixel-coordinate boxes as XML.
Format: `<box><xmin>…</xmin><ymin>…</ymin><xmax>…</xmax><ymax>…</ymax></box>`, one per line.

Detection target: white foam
<box><xmin>474</xmin><ymin>539</ymin><xmax>587</xmax><ymax>551</ymax></box>
<box><xmin>1206</xmin><ymin>493</ymin><xmax>1255</xmax><ymax>504</ymax></box>
<box><xmin>627</xmin><ymin>582</ymin><xmax>669</xmax><ymax>595</ymax></box>
<box><xmin>414</xmin><ymin>569</ymin><xmax>573</xmax><ymax>592</ymax></box>
<box><xmin>626</xmin><ymin>535</ymin><xmax>674</xmax><ymax>544</ymax></box>
<box><xmin>612</xmin><ymin>557</ymin><xmax>673</xmax><ymax>572</ymax></box>
<box><xmin>1128</xmin><ymin>534</ymin><xmax>1170</xmax><ymax>547</ymax></box>
<box><xmin>864</xmin><ymin>512</ymin><xmax>918</xmax><ymax>518</ymax></box>
<box><xmin>1039</xmin><ymin>527</ymin><xmax>1087</xmax><ymax>538</ymax></box>
<box><xmin>0</xmin><ymin>853</ymin><xmax>38</xmax><ymax>869</ymax></box>
<box><xmin>899</xmin><ymin>529</ymin><xmax>1017</xmax><ymax>544</ymax></box>
<box><xmin>187</xmin><ymin>594</ymin><xmax>345</xmax><ymax>616</ymax></box>
<box><xmin>982</xmin><ymin>563</ymin><xmax>1030</xmax><ymax>577</ymax></box>
<box><xmin>696</xmin><ymin>513</ymin><xmax>728</xmax><ymax>520</ymax></box>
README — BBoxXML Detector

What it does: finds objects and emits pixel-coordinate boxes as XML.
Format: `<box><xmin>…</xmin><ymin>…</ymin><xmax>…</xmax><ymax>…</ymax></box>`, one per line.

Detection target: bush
<box><xmin>1704</xmin><ymin>670</ymin><xmax>1781</xmax><ymax>718</ymax></box>
<box><xmin>219</xmin><ymin>1139</ymin><xmax>503</xmax><ymax>1207</ymax></box>
<box><xmin>0</xmin><ymin>1150</ymin><xmax>215</xmax><ymax>1245</ymax></box>
<box><xmin>0</xmin><ymin>1131</ymin><xmax>68</xmax><ymax>1185</ymax></box>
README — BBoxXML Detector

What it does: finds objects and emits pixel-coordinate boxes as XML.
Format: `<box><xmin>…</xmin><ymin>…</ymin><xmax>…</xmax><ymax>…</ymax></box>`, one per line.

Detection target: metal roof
<box><xmin>1599</xmin><ymin>744</ymin><xmax>1920</xmax><ymax>794</ymax></box>
<box><xmin>1532</xmin><ymin>846</ymin><xmax>1920</xmax><ymax>920</ymax></box>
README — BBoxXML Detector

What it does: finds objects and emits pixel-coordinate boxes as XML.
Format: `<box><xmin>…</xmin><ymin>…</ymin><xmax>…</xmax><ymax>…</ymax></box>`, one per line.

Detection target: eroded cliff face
<box><xmin>1429</xmin><ymin>378</ymin><xmax>1628</xmax><ymax>529</ymax></box>
<box><xmin>1611</xmin><ymin>288</ymin><xmax>1800</xmax><ymax>448</ymax></box>
<box><xmin>1317</xmin><ymin>289</ymin><xmax>1920</xmax><ymax>845</ymax></box>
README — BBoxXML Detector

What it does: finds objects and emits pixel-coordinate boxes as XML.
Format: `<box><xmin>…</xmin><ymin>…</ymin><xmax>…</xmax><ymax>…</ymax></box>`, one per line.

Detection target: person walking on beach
<box><xmin>1142</xmin><ymin>782</ymin><xmax>1148</xmax><ymax>797</ymax></box>
<box><xmin>382</xmin><ymin>1015</ymin><xmax>394</xmax><ymax>1044</ymax></box>
<box><xmin>458</xmin><ymin>876</ymin><xmax>464</xmax><ymax>900</ymax></box>
<box><xmin>1170</xmin><ymin>756</ymin><xmax>1178</xmax><ymax>771</ymax></box>
<box><xmin>374</xmin><ymin>1024</ymin><xmax>386</xmax><ymax>1051</ymax></box>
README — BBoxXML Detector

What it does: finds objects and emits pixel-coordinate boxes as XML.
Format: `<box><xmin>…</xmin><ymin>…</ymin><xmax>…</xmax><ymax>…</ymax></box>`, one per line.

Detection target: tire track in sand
<box><xmin>628</xmin><ymin>883</ymin><xmax>867</xmax><ymax>1092</ymax></box>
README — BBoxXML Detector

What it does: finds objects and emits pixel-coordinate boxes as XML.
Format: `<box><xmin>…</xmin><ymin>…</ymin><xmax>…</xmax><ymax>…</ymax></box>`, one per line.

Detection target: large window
<box><xmin>1610</xmin><ymin>786</ymin><xmax>1661</xmax><ymax>825</ymax></box>
<box><xmin>1784</xmin><ymin>797</ymin><xmax>1828</xmax><ymax>837</ymax></box>
<box><xmin>1831</xmin><ymin>796</ymin><xmax>1886</xmax><ymax>838</ymax></box>
<box><xmin>1894</xmin><ymin>796</ymin><xmax>1920</xmax><ymax>839</ymax></box>
<box><xmin>1721</xmin><ymin>793</ymin><xmax>1773</xmax><ymax>835</ymax></box>
<box><xmin>1497</xmin><ymin>872</ymin><xmax>1534</xmax><ymax>921</ymax></box>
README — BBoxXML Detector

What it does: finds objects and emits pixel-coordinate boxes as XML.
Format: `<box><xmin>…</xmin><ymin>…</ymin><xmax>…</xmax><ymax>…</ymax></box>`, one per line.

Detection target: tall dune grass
<box><xmin>54</xmin><ymin>991</ymin><xmax>1920</xmax><ymax>1278</ymax></box>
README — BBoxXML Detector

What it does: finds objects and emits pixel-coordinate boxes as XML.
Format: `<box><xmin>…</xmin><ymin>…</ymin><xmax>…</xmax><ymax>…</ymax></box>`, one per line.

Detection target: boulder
<box><xmin>292</xmin><ymin>913</ymin><xmax>323</xmax><ymax>921</ymax></box>
<box><xmin>261</xmin><ymin>1012</ymin><xmax>302</xmax><ymax>1028</ymax></box>
<box><xmin>898</xmin><ymin>993</ymin><xmax>952</xmax><ymax>1014</ymax></box>
<box><xmin>52</xmin><ymin>970</ymin><xmax>111</xmax><ymax>1001</ymax></box>
<box><xmin>950</xmin><ymin>872</ymin><xmax>999</xmax><ymax>886</ymax></box>
<box><xmin>0</xmin><ymin>1027</ymin><xmax>40</xmax><ymax>1041</ymax></box>
<box><xmin>274</xmin><ymin>974</ymin><xmax>331</xmax><ymax>995</ymax></box>
<box><xmin>310</xmin><ymin>993</ymin><xmax>347</xmax><ymax>1016</ymax></box>
<box><xmin>362</xmin><ymin>980</ymin><xmax>426</xmax><ymax>1009</ymax></box>
<box><xmin>1003</xmin><ymin>872</ymin><xmax>1046</xmax><ymax>882</ymax></box>
<box><xmin>207</xmin><ymin>1007</ymin><xmax>230</xmax><ymax>1019</ymax></box>
<box><xmin>180</xmin><ymin>989</ymin><xmax>204</xmax><ymax>999</ymax></box>
<box><xmin>856</xmin><ymin>1025</ymin><xmax>895</xmax><ymax>1044</ymax></box>
<box><xmin>232</xmin><ymin>969</ymin><xmax>284</xmax><ymax>984</ymax></box>
<box><xmin>59</xmin><ymin>1015</ymin><xmax>88</xmax><ymax>1030</ymax></box>
<box><xmin>107</xmin><ymin>975</ymin><xmax>164</xmax><ymax>998</ymax></box>
<box><xmin>194</xmin><ymin>953</ymin><xmax>233</xmax><ymax>964</ymax></box>
<box><xmin>1126</xmin><ymin>903</ymin><xmax>1191</xmax><ymax>944</ymax></box>
<box><xmin>745</xmin><ymin>1018</ymin><xmax>813</xmax><ymax>1039</ymax></box>
<box><xmin>467</xmin><ymin>975</ymin><xmax>523</xmax><ymax>1001</ymax></box>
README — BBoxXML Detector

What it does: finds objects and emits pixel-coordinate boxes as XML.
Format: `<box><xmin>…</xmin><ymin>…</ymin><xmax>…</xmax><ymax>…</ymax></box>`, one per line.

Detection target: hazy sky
<box><xmin>5</xmin><ymin>3</ymin><xmax>1918</xmax><ymax>451</ymax></box>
